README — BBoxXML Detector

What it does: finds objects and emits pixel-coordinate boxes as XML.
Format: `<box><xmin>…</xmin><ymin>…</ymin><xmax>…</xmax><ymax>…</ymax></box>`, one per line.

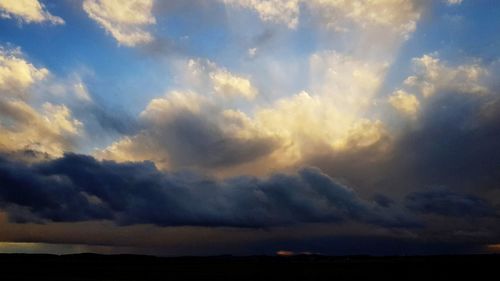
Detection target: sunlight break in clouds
<box><xmin>83</xmin><ymin>0</ymin><xmax>156</xmax><ymax>46</ymax></box>
<box><xmin>0</xmin><ymin>0</ymin><xmax>64</xmax><ymax>24</ymax></box>
<box><xmin>97</xmin><ymin>52</ymin><xmax>390</xmax><ymax>177</ymax></box>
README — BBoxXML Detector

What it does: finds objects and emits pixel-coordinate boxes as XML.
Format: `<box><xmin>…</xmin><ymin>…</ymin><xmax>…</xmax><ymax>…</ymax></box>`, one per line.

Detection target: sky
<box><xmin>0</xmin><ymin>0</ymin><xmax>500</xmax><ymax>256</ymax></box>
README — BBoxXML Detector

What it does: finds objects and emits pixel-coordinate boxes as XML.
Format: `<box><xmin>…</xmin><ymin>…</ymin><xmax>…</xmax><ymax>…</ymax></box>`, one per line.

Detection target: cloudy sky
<box><xmin>0</xmin><ymin>0</ymin><xmax>499</xmax><ymax>256</ymax></box>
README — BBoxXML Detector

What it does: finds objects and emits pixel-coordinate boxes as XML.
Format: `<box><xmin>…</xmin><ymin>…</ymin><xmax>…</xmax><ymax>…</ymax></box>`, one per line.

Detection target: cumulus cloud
<box><xmin>253</xmin><ymin>92</ymin><xmax>390</xmax><ymax>169</ymax></box>
<box><xmin>309</xmin><ymin>51</ymin><xmax>387</xmax><ymax>113</ymax></box>
<box><xmin>83</xmin><ymin>0</ymin><xmax>156</xmax><ymax>46</ymax></box>
<box><xmin>0</xmin><ymin>0</ymin><xmax>64</xmax><ymax>24</ymax></box>
<box><xmin>97</xmin><ymin>90</ymin><xmax>278</xmax><ymax>170</ymax></box>
<box><xmin>0</xmin><ymin>46</ymin><xmax>82</xmax><ymax>157</ymax></box>
<box><xmin>300</xmin><ymin>54</ymin><xmax>500</xmax><ymax>206</ymax></box>
<box><xmin>0</xmin><ymin>101</ymin><xmax>82</xmax><ymax>156</ymax></box>
<box><xmin>210</xmin><ymin>69</ymin><xmax>258</xmax><ymax>100</ymax></box>
<box><xmin>0</xmin><ymin>153</ymin><xmax>417</xmax><ymax>228</ymax></box>
<box><xmin>178</xmin><ymin>59</ymin><xmax>259</xmax><ymax>100</ymax></box>
<box><xmin>389</xmin><ymin>90</ymin><xmax>420</xmax><ymax>117</ymax></box>
<box><xmin>0</xmin><ymin>47</ymin><xmax>49</xmax><ymax>98</ymax></box>
<box><xmin>247</xmin><ymin>51</ymin><xmax>390</xmax><ymax>168</ymax></box>
<box><xmin>98</xmin><ymin>53</ymin><xmax>392</xmax><ymax>177</ymax></box>
<box><xmin>97</xmin><ymin>52</ymin><xmax>394</xmax><ymax>178</ymax></box>
<box><xmin>403</xmin><ymin>54</ymin><xmax>489</xmax><ymax>97</ymax></box>
<box><xmin>376</xmin><ymin>55</ymin><xmax>499</xmax><ymax>192</ymax></box>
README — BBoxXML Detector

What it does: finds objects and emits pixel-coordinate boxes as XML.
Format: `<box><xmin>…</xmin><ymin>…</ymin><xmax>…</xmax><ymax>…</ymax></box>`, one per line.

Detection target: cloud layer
<box><xmin>0</xmin><ymin>153</ymin><xmax>417</xmax><ymax>228</ymax></box>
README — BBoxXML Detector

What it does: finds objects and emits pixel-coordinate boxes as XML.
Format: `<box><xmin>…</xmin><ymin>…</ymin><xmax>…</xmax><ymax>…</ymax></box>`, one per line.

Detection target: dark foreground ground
<box><xmin>1</xmin><ymin>254</ymin><xmax>499</xmax><ymax>280</ymax></box>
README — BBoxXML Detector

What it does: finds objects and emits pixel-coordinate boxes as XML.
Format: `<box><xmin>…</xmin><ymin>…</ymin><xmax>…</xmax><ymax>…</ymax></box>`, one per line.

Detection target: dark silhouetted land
<box><xmin>1</xmin><ymin>254</ymin><xmax>499</xmax><ymax>280</ymax></box>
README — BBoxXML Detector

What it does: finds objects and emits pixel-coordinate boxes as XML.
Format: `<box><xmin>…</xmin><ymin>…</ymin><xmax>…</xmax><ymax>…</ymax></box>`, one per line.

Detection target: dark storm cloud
<box><xmin>393</xmin><ymin>93</ymin><xmax>500</xmax><ymax>191</ymax></box>
<box><xmin>309</xmin><ymin>91</ymin><xmax>500</xmax><ymax>200</ymax></box>
<box><xmin>372</xmin><ymin>193</ymin><xmax>395</xmax><ymax>208</ymax></box>
<box><xmin>0</xmin><ymin>155</ymin><xmax>111</xmax><ymax>222</ymax></box>
<box><xmin>0</xmin><ymin>153</ymin><xmax>416</xmax><ymax>228</ymax></box>
<box><xmin>405</xmin><ymin>189</ymin><xmax>498</xmax><ymax>217</ymax></box>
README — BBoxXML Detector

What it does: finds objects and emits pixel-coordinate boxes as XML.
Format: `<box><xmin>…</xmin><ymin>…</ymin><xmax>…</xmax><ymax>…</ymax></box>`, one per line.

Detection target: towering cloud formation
<box><xmin>83</xmin><ymin>0</ymin><xmax>156</xmax><ymax>46</ymax></box>
<box><xmin>98</xmin><ymin>52</ymin><xmax>391</xmax><ymax>177</ymax></box>
<box><xmin>0</xmin><ymin>0</ymin><xmax>64</xmax><ymax>24</ymax></box>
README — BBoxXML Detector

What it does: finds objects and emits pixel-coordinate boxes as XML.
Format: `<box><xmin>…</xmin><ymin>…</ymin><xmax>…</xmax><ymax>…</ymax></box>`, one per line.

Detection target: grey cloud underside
<box><xmin>0</xmin><ymin>153</ymin><xmax>417</xmax><ymax>228</ymax></box>
<box><xmin>310</xmin><ymin>90</ymin><xmax>500</xmax><ymax>200</ymax></box>
<box><xmin>148</xmin><ymin>112</ymin><xmax>277</xmax><ymax>168</ymax></box>
<box><xmin>393</xmin><ymin>93</ymin><xmax>500</xmax><ymax>190</ymax></box>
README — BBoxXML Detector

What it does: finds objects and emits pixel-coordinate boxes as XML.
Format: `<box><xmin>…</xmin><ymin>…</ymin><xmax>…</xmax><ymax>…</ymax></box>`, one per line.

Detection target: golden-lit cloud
<box><xmin>96</xmin><ymin>90</ymin><xmax>277</xmax><ymax>171</ymax></box>
<box><xmin>0</xmin><ymin>0</ymin><xmax>64</xmax><ymax>24</ymax></box>
<box><xmin>83</xmin><ymin>0</ymin><xmax>156</xmax><ymax>46</ymax></box>
<box><xmin>0</xmin><ymin>101</ymin><xmax>81</xmax><ymax>156</ymax></box>
<box><xmin>98</xmin><ymin>52</ymin><xmax>390</xmax><ymax>177</ymax></box>
<box><xmin>0</xmin><ymin>47</ymin><xmax>49</xmax><ymax>98</ymax></box>
<box><xmin>389</xmin><ymin>90</ymin><xmax>420</xmax><ymax>117</ymax></box>
<box><xmin>210</xmin><ymin>69</ymin><xmax>258</xmax><ymax>100</ymax></box>
<box><xmin>0</xmin><ymin>47</ymin><xmax>82</xmax><ymax>157</ymax></box>
<box><xmin>403</xmin><ymin>54</ymin><xmax>489</xmax><ymax>97</ymax></box>
<box><xmin>175</xmin><ymin>59</ymin><xmax>259</xmax><ymax>100</ymax></box>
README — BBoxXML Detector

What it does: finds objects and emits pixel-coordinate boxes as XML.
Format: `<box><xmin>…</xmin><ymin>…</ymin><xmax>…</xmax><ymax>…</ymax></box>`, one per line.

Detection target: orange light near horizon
<box><xmin>486</xmin><ymin>244</ymin><xmax>500</xmax><ymax>253</ymax></box>
<box><xmin>276</xmin><ymin>250</ymin><xmax>295</xmax><ymax>256</ymax></box>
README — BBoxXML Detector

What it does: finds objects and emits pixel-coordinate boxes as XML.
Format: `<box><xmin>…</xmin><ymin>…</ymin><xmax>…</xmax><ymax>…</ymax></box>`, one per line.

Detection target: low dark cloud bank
<box><xmin>0</xmin><ymin>153</ymin><xmax>417</xmax><ymax>228</ymax></box>
<box><xmin>405</xmin><ymin>189</ymin><xmax>498</xmax><ymax>218</ymax></box>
